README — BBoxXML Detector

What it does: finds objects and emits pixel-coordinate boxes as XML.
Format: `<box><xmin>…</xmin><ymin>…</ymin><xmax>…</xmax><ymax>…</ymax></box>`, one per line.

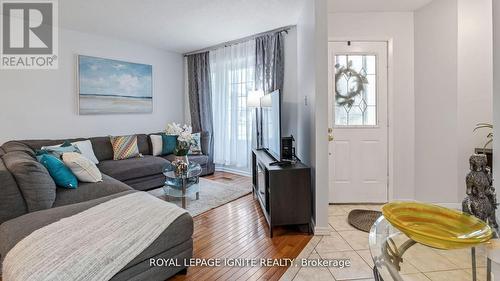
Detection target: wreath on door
<box><xmin>335</xmin><ymin>61</ymin><xmax>369</xmax><ymax>107</ymax></box>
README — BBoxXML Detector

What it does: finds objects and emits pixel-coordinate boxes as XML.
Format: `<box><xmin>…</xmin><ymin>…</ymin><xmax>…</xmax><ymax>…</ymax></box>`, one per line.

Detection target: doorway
<box><xmin>328</xmin><ymin>41</ymin><xmax>389</xmax><ymax>203</ymax></box>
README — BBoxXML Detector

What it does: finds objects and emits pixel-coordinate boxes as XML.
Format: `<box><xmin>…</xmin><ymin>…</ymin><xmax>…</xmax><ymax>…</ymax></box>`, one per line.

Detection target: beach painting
<box><xmin>78</xmin><ymin>55</ymin><xmax>153</xmax><ymax>114</ymax></box>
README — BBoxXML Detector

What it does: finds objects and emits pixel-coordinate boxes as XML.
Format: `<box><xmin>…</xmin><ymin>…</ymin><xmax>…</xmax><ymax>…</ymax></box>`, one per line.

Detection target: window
<box><xmin>334</xmin><ymin>54</ymin><xmax>377</xmax><ymax>126</ymax></box>
<box><xmin>210</xmin><ymin>40</ymin><xmax>255</xmax><ymax>170</ymax></box>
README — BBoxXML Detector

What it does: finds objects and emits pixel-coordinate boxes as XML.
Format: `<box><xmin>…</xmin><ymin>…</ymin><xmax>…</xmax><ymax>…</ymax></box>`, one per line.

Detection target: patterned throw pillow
<box><xmin>189</xmin><ymin>132</ymin><xmax>202</xmax><ymax>155</ymax></box>
<box><xmin>39</xmin><ymin>142</ymin><xmax>81</xmax><ymax>159</ymax></box>
<box><xmin>40</xmin><ymin>140</ymin><xmax>99</xmax><ymax>164</ymax></box>
<box><xmin>110</xmin><ymin>135</ymin><xmax>140</xmax><ymax>160</ymax></box>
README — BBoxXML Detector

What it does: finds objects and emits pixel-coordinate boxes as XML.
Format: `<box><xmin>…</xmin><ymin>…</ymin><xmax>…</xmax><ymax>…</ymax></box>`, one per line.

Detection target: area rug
<box><xmin>347</xmin><ymin>209</ymin><xmax>383</xmax><ymax>232</ymax></box>
<box><xmin>148</xmin><ymin>178</ymin><xmax>252</xmax><ymax>217</ymax></box>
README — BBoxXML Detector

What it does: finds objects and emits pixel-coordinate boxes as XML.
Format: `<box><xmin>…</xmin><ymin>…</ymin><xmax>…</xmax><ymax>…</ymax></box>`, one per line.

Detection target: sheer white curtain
<box><xmin>210</xmin><ymin>40</ymin><xmax>255</xmax><ymax>171</ymax></box>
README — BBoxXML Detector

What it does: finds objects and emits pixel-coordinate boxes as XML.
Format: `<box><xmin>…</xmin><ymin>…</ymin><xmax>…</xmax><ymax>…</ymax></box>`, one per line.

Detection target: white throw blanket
<box><xmin>2</xmin><ymin>192</ymin><xmax>187</xmax><ymax>281</ymax></box>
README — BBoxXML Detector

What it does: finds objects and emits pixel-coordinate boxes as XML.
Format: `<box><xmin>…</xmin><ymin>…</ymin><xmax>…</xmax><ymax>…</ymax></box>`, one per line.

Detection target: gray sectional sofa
<box><xmin>0</xmin><ymin>132</ymin><xmax>213</xmax><ymax>280</ymax></box>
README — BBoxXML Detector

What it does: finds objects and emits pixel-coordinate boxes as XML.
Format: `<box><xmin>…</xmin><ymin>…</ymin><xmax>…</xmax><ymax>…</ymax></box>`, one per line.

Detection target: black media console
<box><xmin>251</xmin><ymin>149</ymin><xmax>312</xmax><ymax>237</ymax></box>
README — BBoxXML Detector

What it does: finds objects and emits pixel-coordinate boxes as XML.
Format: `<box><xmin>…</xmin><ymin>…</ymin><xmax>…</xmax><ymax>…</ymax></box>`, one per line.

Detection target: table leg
<box><xmin>196</xmin><ymin>192</ymin><xmax>199</xmax><ymax>200</ymax></box>
<box><xmin>373</xmin><ymin>266</ymin><xmax>382</xmax><ymax>281</ymax></box>
<box><xmin>472</xmin><ymin>247</ymin><xmax>477</xmax><ymax>281</ymax></box>
<box><xmin>182</xmin><ymin>178</ymin><xmax>186</xmax><ymax>209</ymax></box>
<box><xmin>487</xmin><ymin>257</ymin><xmax>492</xmax><ymax>281</ymax></box>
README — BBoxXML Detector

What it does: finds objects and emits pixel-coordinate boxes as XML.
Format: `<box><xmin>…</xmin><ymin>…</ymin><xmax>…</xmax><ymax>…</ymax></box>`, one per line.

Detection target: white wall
<box><xmin>282</xmin><ymin>27</ymin><xmax>298</xmax><ymax>139</ymax></box>
<box><xmin>297</xmin><ymin>0</ymin><xmax>329</xmax><ymax>234</ymax></box>
<box><xmin>0</xmin><ymin>28</ymin><xmax>184</xmax><ymax>144</ymax></box>
<box><xmin>494</xmin><ymin>0</ymin><xmax>500</xmax><ymax>226</ymax></box>
<box><xmin>492</xmin><ymin>7</ymin><xmax>500</xmax><ymax>277</ymax></box>
<box><xmin>314</xmin><ymin>0</ymin><xmax>329</xmax><ymax>235</ymax></box>
<box><xmin>328</xmin><ymin>12</ymin><xmax>415</xmax><ymax>200</ymax></box>
<box><xmin>414</xmin><ymin>0</ymin><xmax>492</xmax><ymax>204</ymax></box>
<box><xmin>457</xmin><ymin>0</ymin><xmax>493</xmax><ymax>201</ymax></box>
<box><xmin>415</xmin><ymin>0</ymin><xmax>459</xmax><ymax>203</ymax></box>
<box><xmin>297</xmin><ymin>3</ymin><xmax>315</xmax><ymax>168</ymax></box>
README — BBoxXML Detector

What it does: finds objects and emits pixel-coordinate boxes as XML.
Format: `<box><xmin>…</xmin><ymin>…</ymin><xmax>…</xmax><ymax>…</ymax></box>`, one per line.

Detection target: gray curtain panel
<box><xmin>255</xmin><ymin>32</ymin><xmax>285</xmax><ymax>94</ymax></box>
<box><xmin>187</xmin><ymin>52</ymin><xmax>215</xmax><ymax>174</ymax></box>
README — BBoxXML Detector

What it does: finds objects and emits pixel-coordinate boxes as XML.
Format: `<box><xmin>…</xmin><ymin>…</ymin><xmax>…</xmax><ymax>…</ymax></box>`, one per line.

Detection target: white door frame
<box><xmin>327</xmin><ymin>38</ymin><xmax>395</xmax><ymax>203</ymax></box>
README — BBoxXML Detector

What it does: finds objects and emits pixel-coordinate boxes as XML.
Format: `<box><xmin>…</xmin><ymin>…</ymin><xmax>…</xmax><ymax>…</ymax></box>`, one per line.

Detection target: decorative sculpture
<box><xmin>462</xmin><ymin>154</ymin><xmax>498</xmax><ymax>231</ymax></box>
<box><xmin>172</xmin><ymin>159</ymin><xmax>189</xmax><ymax>177</ymax></box>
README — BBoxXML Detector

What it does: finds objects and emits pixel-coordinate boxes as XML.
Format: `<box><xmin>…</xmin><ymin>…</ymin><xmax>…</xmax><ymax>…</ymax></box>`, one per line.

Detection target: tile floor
<box><xmin>280</xmin><ymin>204</ymin><xmax>488</xmax><ymax>281</ymax></box>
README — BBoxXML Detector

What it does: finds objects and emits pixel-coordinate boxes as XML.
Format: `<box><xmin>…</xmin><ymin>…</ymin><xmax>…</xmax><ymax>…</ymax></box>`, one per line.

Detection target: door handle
<box><xmin>328</xmin><ymin>134</ymin><xmax>334</xmax><ymax>142</ymax></box>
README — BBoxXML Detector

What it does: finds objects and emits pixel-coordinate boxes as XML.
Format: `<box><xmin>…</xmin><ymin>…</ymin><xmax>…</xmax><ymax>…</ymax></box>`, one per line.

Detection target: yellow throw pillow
<box><xmin>110</xmin><ymin>135</ymin><xmax>140</xmax><ymax>160</ymax></box>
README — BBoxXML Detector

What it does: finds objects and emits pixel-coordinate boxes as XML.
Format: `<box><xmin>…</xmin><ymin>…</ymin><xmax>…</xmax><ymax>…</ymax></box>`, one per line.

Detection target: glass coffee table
<box><xmin>163</xmin><ymin>162</ymin><xmax>202</xmax><ymax>209</ymax></box>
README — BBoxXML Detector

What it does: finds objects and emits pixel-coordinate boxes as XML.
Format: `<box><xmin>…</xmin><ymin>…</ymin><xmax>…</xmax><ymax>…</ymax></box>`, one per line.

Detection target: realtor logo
<box><xmin>1</xmin><ymin>0</ymin><xmax>58</xmax><ymax>69</ymax></box>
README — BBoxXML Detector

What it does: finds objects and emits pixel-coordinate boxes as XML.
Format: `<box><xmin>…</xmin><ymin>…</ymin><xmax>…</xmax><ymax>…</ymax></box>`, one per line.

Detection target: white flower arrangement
<box><xmin>165</xmin><ymin>122</ymin><xmax>194</xmax><ymax>156</ymax></box>
<box><xmin>166</xmin><ymin>123</ymin><xmax>192</xmax><ymax>136</ymax></box>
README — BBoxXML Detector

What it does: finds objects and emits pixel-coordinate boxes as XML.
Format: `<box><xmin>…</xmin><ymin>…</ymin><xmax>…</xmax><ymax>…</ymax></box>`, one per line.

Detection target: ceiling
<box><xmin>328</xmin><ymin>0</ymin><xmax>434</xmax><ymax>13</ymax></box>
<box><xmin>59</xmin><ymin>0</ymin><xmax>304</xmax><ymax>54</ymax></box>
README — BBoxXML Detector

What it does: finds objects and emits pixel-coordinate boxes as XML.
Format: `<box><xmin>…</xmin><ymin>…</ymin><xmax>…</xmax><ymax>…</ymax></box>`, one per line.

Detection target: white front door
<box><xmin>328</xmin><ymin>41</ymin><xmax>389</xmax><ymax>203</ymax></box>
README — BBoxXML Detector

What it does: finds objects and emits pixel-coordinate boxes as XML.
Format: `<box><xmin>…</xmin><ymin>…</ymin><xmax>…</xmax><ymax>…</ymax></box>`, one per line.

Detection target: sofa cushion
<box><xmin>89</xmin><ymin>137</ymin><xmax>114</xmax><ymax>161</ymax></box>
<box><xmin>53</xmin><ymin>174</ymin><xmax>132</xmax><ymax>207</ymax></box>
<box><xmin>19</xmin><ymin>138</ymin><xmax>86</xmax><ymax>152</ymax></box>
<box><xmin>0</xmin><ymin>190</ymin><xmax>193</xmax><ymax>273</ymax></box>
<box><xmin>0</xmin><ymin>158</ymin><xmax>28</xmax><ymax>225</ymax></box>
<box><xmin>163</xmin><ymin>154</ymin><xmax>209</xmax><ymax>167</ymax></box>
<box><xmin>123</xmin><ymin>174</ymin><xmax>166</xmax><ymax>191</ymax></box>
<box><xmin>136</xmin><ymin>134</ymin><xmax>150</xmax><ymax>155</ymax></box>
<box><xmin>2</xmin><ymin>151</ymin><xmax>56</xmax><ymax>212</ymax></box>
<box><xmin>1</xmin><ymin>141</ymin><xmax>36</xmax><ymax>157</ymax></box>
<box><xmin>97</xmin><ymin>155</ymin><xmax>169</xmax><ymax>181</ymax></box>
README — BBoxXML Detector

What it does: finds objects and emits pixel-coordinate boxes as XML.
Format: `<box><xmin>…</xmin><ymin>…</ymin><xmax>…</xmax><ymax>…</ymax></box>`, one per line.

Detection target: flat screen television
<box><xmin>260</xmin><ymin>90</ymin><xmax>281</xmax><ymax>161</ymax></box>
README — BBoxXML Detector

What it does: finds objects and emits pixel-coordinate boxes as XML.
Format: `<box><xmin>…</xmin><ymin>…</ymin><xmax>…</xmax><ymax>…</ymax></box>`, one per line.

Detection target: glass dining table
<box><xmin>369</xmin><ymin>216</ymin><xmax>493</xmax><ymax>281</ymax></box>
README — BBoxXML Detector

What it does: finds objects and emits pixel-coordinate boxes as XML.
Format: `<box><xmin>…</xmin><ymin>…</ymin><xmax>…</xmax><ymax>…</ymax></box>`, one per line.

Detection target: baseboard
<box><xmin>310</xmin><ymin>218</ymin><xmax>331</xmax><ymax>236</ymax></box>
<box><xmin>214</xmin><ymin>166</ymin><xmax>251</xmax><ymax>177</ymax></box>
<box><xmin>314</xmin><ymin>226</ymin><xmax>331</xmax><ymax>236</ymax></box>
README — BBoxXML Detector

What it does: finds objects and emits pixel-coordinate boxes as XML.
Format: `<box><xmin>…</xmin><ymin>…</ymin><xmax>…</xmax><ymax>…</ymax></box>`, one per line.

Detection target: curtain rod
<box><xmin>183</xmin><ymin>25</ymin><xmax>295</xmax><ymax>57</ymax></box>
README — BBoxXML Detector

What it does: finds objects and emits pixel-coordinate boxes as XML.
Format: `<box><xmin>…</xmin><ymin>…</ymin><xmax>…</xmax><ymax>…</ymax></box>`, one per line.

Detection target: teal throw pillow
<box><xmin>60</xmin><ymin>140</ymin><xmax>73</xmax><ymax>147</ymax></box>
<box><xmin>161</xmin><ymin>134</ymin><xmax>177</xmax><ymax>155</ymax></box>
<box><xmin>38</xmin><ymin>154</ymin><xmax>78</xmax><ymax>189</ymax></box>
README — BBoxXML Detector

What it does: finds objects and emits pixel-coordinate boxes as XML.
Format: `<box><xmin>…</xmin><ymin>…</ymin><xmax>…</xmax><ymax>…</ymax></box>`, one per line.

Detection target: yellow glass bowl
<box><xmin>382</xmin><ymin>201</ymin><xmax>493</xmax><ymax>249</ymax></box>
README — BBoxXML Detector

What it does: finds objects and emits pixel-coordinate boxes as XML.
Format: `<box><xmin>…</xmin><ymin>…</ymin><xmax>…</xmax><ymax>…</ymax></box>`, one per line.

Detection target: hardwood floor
<box><xmin>169</xmin><ymin>171</ymin><xmax>312</xmax><ymax>281</ymax></box>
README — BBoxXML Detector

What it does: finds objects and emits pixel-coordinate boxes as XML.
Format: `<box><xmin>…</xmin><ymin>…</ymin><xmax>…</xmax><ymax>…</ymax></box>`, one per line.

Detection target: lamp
<box><xmin>247</xmin><ymin>90</ymin><xmax>264</xmax><ymax>149</ymax></box>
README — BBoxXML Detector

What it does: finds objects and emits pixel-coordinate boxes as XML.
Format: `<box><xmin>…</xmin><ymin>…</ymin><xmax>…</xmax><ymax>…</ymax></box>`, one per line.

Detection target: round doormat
<box><xmin>348</xmin><ymin>209</ymin><xmax>383</xmax><ymax>232</ymax></box>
